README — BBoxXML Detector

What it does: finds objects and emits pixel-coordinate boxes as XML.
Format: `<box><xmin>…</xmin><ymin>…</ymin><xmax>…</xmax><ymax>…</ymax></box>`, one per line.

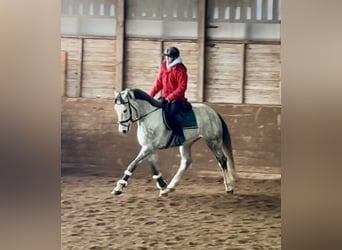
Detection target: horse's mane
<box><xmin>132</xmin><ymin>88</ymin><xmax>162</xmax><ymax>108</ymax></box>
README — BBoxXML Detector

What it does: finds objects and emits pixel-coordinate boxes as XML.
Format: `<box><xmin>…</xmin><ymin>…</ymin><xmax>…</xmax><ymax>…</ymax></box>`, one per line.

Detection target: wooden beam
<box><xmin>240</xmin><ymin>43</ymin><xmax>247</xmax><ymax>103</ymax></box>
<box><xmin>76</xmin><ymin>38</ymin><xmax>84</xmax><ymax>97</ymax></box>
<box><xmin>60</xmin><ymin>51</ymin><xmax>67</xmax><ymax>96</ymax></box>
<box><xmin>197</xmin><ymin>0</ymin><xmax>206</xmax><ymax>102</ymax></box>
<box><xmin>160</xmin><ymin>40</ymin><xmax>165</xmax><ymax>64</ymax></box>
<box><xmin>115</xmin><ymin>0</ymin><xmax>125</xmax><ymax>91</ymax></box>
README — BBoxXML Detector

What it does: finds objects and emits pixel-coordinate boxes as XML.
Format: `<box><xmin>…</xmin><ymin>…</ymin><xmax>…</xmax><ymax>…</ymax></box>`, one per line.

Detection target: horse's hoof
<box><xmin>159</xmin><ymin>187</ymin><xmax>176</xmax><ymax>196</ymax></box>
<box><xmin>159</xmin><ymin>191</ymin><xmax>168</xmax><ymax>197</ymax></box>
<box><xmin>159</xmin><ymin>188</ymin><xmax>171</xmax><ymax>196</ymax></box>
<box><xmin>111</xmin><ymin>190</ymin><xmax>122</xmax><ymax>195</ymax></box>
<box><xmin>159</xmin><ymin>189</ymin><xmax>168</xmax><ymax>196</ymax></box>
<box><xmin>226</xmin><ymin>189</ymin><xmax>234</xmax><ymax>194</ymax></box>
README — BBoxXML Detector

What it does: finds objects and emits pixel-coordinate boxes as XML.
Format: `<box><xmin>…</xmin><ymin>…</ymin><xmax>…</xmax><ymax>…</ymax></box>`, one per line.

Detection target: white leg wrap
<box><xmin>117</xmin><ymin>179</ymin><xmax>128</xmax><ymax>186</ymax></box>
<box><xmin>124</xmin><ymin>170</ymin><xmax>132</xmax><ymax>176</ymax></box>
<box><xmin>152</xmin><ymin>173</ymin><xmax>162</xmax><ymax>180</ymax></box>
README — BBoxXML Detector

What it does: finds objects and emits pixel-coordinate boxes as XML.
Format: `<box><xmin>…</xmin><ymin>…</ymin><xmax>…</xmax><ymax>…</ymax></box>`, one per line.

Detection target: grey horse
<box><xmin>112</xmin><ymin>88</ymin><xmax>235</xmax><ymax>196</ymax></box>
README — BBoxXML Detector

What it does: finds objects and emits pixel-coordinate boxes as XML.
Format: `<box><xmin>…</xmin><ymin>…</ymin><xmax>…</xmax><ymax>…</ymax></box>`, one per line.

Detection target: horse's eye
<box><xmin>123</xmin><ymin>109</ymin><xmax>128</xmax><ymax>113</ymax></box>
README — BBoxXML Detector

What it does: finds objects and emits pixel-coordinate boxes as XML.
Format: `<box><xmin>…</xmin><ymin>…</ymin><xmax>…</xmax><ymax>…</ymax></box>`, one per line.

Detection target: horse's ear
<box><xmin>113</xmin><ymin>89</ymin><xmax>119</xmax><ymax>98</ymax></box>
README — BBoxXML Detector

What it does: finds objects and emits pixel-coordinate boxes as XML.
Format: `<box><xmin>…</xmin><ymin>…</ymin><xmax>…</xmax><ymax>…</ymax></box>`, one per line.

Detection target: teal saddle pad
<box><xmin>162</xmin><ymin>104</ymin><xmax>197</xmax><ymax>130</ymax></box>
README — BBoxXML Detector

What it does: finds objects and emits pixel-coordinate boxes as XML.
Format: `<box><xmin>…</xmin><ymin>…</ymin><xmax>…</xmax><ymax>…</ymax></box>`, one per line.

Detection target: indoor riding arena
<box><xmin>61</xmin><ymin>0</ymin><xmax>281</xmax><ymax>249</ymax></box>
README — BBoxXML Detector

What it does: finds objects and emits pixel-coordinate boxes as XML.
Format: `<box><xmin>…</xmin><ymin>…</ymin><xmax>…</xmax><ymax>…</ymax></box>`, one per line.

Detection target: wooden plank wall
<box><xmin>61</xmin><ymin>37</ymin><xmax>280</xmax><ymax>104</ymax></box>
<box><xmin>82</xmin><ymin>39</ymin><xmax>116</xmax><ymax>98</ymax></box>
<box><xmin>205</xmin><ymin>43</ymin><xmax>244</xmax><ymax>103</ymax></box>
<box><xmin>61</xmin><ymin>37</ymin><xmax>116</xmax><ymax>98</ymax></box>
<box><xmin>205</xmin><ymin>42</ymin><xmax>280</xmax><ymax>104</ymax></box>
<box><xmin>61</xmin><ymin>38</ymin><xmax>83</xmax><ymax>97</ymax></box>
<box><xmin>245</xmin><ymin>44</ymin><xmax>281</xmax><ymax>105</ymax></box>
<box><xmin>123</xmin><ymin>40</ymin><xmax>161</xmax><ymax>93</ymax></box>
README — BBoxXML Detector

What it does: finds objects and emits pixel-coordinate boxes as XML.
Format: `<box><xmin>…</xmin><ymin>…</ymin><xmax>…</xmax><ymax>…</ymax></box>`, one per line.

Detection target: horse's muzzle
<box><xmin>118</xmin><ymin>124</ymin><xmax>130</xmax><ymax>134</ymax></box>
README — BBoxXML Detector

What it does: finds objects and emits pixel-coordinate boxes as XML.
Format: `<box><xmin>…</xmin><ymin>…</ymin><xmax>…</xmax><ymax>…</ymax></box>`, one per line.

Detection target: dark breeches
<box><xmin>166</xmin><ymin>100</ymin><xmax>183</xmax><ymax>136</ymax></box>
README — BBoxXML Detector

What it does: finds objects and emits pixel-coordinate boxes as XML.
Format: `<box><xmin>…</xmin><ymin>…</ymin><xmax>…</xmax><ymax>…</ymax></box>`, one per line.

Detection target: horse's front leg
<box><xmin>111</xmin><ymin>147</ymin><xmax>152</xmax><ymax>195</ymax></box>
<box><xmin>148</xmin><ymin>153</ymin><xmax>168</xmax><ymax>193</ymax></box>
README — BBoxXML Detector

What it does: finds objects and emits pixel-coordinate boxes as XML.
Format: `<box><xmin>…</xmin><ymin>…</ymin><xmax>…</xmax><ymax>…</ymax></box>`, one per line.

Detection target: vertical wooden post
<box><xmin>76</xmin><ymin>38</ymin><xmax>84</xmax><ymax>97</ymax></box>
<box><xmin>197</xmin><ymin>0</ymin><xmax>206</xmax><ymax>102</ymax></box>
<box><xmin>60</xmin><ymin>51</ymin><xmax>67</xmax><ymax>97</ymax></box>
<box><xmin>160</xmin><ymin>40</ymin><xmax>165</xmax><ymax>64</ymax></box>
<box><xmin>115</xmin><ymin>0</ymin><xmax>125</xmax><ymax>91</ymax></box>
<box><xmin>240</xmin><ymin>43</ymin><xmax>247</xmax><ymax>103</ymax></box>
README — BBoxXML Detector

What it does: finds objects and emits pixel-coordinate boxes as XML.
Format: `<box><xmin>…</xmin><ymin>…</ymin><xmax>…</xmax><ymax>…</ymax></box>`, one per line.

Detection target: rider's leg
<box><xmin>168</xmin><ymin>100</ymin><xmax>185</xmax><ymax>145</ymax></box>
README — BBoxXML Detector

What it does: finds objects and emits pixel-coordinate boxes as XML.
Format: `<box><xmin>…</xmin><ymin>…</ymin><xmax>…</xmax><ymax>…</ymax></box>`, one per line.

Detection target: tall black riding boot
<box><xmin>168</xmin><ymin>100</ymin><xmax>185</xmax><ymax>146</ymax></box>
<box><xmin>170</xmin><ymin>123</ymin><xmax>185</xmax><ymax>146</ymax></box>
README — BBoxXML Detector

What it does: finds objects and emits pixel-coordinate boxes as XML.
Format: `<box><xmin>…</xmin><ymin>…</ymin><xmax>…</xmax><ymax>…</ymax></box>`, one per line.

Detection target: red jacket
<box><xmin>150</xmin><ymin>60</ymin><xmax>188</xmax><ymax>102</ymax></box>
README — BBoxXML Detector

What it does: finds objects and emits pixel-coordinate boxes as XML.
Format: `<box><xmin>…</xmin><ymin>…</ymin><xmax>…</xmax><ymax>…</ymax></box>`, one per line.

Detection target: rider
<box><xmin>149</xmin><ymin>46</ymin><xmax>188</xmax><ymax>146</ymax></box>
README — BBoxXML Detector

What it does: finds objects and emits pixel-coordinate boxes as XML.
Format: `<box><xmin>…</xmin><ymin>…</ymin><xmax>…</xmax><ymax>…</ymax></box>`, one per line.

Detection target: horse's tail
<box><xmin>218</xmin><ymin>113</ymin><xmax>235</xmax><ymax>169</ymax></box>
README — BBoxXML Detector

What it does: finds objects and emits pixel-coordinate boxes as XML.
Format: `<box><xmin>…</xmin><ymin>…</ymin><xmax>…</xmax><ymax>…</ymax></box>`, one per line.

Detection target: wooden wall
<box><xmin>205</xmin><ymin>42</ymin><xmax>281</xmax><ymax>104</ymax></box>
<box><xmin>61</xmin><ymin>37</ymin><xmax>116</xmax><ymax>98</ymax></box>
<box><xmin>205</xmin><ymin>43</ymin><xmax>244</xmax><ymax>103</ymax></box>
<box><xmin>61</xmin><ymin>38</ymin><xmax>83</xmax><ymax>97</ymax></box>
<box><xmin>61</xmin><ymin>37</ymin><xmax>280</xmax><ymax>104</ymax></box>
<box><xmin>82</xmin><ymin>39</ymin><xmax>116</xmax><ymax>98</ymax></box>
<box><xmin>123</xmin><ymin>40</ymin><xmax>161</xmax><ymax>93</ymax></box>
<box><xmin>245</xmin><ymin>44</ymin><xmax>281</xmax><ymax>105</ymax></box>
<box><xmin>62</xmin><ymin>98</ymin><xmax>281</xmax><ymax>178</ymax></box>
<box><xmin>60</xmin><ymin>50</ymin><xmax>67</xmax><ymax>96</ymax></box>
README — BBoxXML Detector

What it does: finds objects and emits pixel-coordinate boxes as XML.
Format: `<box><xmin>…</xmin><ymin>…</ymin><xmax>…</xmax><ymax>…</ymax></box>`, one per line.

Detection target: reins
<box><xmin>137</xmin><ymin>106</ymin><xmax>160</xmax><ymax>121</ymax></box>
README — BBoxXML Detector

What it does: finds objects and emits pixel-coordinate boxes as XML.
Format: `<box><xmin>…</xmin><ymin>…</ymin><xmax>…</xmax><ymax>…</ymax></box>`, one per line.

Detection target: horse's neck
<box><xmin>135</xmin><ymin>99</ymin><xmax>167</xmax><ymax>144</ymax></box>
<box><xmin>136</xmin><ymin>99</ymin><xmax>157</xmax><ymax>117</ymax></box>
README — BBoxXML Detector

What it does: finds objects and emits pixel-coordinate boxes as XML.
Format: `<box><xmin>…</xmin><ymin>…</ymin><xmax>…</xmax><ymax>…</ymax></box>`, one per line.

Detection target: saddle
<box><xmin>160</xmin><ymin>99</ymin><xmax>197</xmax><ymax>130</ymax></box>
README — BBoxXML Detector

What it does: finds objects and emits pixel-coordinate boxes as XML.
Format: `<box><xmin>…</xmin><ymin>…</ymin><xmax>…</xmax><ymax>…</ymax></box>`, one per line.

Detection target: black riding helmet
<box><xmin>162</xmin><ymin>47</ymin><xmax>180</xmax><ymax>59</ymax></box>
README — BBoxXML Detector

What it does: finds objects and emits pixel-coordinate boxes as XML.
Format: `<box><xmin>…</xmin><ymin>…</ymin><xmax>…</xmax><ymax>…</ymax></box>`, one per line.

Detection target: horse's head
<box><xmin>113</xmin><ymin>88</ymin><xmax>139</xmax><ymax>134</ymax></box>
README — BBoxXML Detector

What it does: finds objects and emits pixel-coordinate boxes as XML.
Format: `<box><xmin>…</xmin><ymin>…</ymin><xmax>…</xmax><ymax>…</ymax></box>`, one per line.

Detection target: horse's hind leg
<box><xmin>148</xmin><ymin>153</ymin><xmax>168</xmax><ymax>191</ymax></box>
<box><xmin>160</xmin><ymin>144</ymin><xmax>192</xmax><ymax>196</ymax></box>
<box><xmin>207</xmin><ymin>140</ymin><xmax>234</xmax><ymax>193</ymax></box>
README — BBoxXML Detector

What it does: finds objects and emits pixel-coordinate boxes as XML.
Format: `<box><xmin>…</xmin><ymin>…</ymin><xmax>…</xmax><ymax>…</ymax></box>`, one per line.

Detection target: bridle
<box><xmin>115</xmin><ymin>92</ymin><xmax>159</xmax><ymax>128</ymax></box>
